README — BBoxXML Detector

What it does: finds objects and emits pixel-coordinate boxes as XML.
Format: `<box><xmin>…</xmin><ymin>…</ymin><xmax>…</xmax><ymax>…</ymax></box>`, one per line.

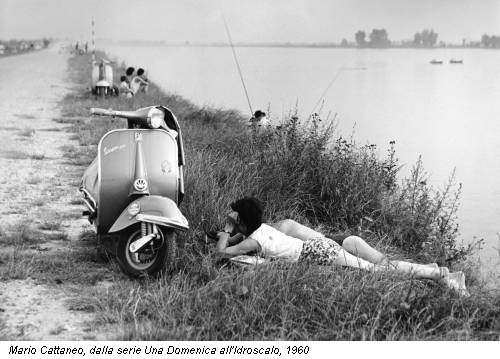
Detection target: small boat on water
<box><xmin>430</xmin><ymin>59</ymin><xmax>443</xmax><ymax>65</ymax></box>
<box><xmin>450</xmin><ymin>59</ymin><xmax>463</xmax><ymax>64</ymax></box>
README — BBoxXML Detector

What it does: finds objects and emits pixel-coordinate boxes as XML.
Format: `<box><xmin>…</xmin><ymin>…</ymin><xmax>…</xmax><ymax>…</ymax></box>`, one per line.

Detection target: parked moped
<box><xmin>91</xmin><ymin>58</ymin><xmax>114</xmax><ymax>97</ymax></box>
<box><xmin>80</xmin><ymin>105</ymin><xmax>188</xmax><ymax>277</ymax></box>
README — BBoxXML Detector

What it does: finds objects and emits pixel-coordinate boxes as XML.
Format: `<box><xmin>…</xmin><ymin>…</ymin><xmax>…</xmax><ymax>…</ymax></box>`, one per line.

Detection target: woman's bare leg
<box><xmin>273</xmin><ymin>221</ymin><xmax>391</xmax><ymax>265</ymax></box>
<box><xmin>274</xmin><ymin>221</ymin><xmax>444</xmax><ymax>280</ymax></box>
<box><xmin>330</xmin><ymin>246</ymin><xmax>379</xmax><ymax>271</ymax></box>
<box><xmin>342</xmin><ymin>236</ymin><xmax>439</xmax><ymax>270</ymax></box>
<box><xmin>341</xmin><ymin>235</ymin><xmax>387</xmax><ymax>264</ymax></box>
<box><xmin>332</xmin><ymin>247</ymin><xmax>441</xmax><ymax>280</ymax></box>
<box><xmin>272</xmin><ymin>223</ymin><xmax>404</xmax><ymax>266</ymax></box>
<box><xmin>271</xmin><ymin>219</ymin><xmax>324</xmax><ymax>241</ymax></box>
<box><xmin>387</xmin><ymin>260</ymin><xmax>442</xmax><ymax>280</ymax></box>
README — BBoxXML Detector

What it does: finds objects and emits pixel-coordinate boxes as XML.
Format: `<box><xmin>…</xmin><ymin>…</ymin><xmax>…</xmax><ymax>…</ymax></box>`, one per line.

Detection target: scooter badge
<box><xmin>133</xmin><ymin>178</ymin><xmax>148</xmax><ymax>191</ymax></box>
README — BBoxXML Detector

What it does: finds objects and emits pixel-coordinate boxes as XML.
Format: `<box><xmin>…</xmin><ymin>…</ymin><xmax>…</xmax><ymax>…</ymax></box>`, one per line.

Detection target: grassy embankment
<box><xmin>16</xmin><ymin>52</ymin><xmax>500</xmax><ymax>339</ymax></box>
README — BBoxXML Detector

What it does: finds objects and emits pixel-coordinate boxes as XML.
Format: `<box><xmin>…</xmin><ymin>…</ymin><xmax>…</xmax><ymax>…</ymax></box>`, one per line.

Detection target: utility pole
<box><xmin>91</xmin><ymin>17</ymin><xmax>95</xmax><ymax>61</ymax></box>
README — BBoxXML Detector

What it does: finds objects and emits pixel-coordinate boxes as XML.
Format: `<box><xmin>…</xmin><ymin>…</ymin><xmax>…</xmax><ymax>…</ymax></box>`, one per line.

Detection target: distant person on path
<box><xmin>215</xmin><ymin>197</ymin><xmax>469</xmax><ymax>296</ymax></box>
<box><xmin>84</xmin><ymin>42</ymin><xmax>88</xmax><ymax>53</ymax></box>
<box><xmin>75</xmin><ymin>42</ymin><xmax>79</xmax><ymax>53</ymax></box>
<box><xmin>130</xmin><ymin>68</ymin><xmax>149</xmax><ymax>95</ymax></box>
<box><xmin>119</xmin><ymin>75</ymin><xmax>133</xmax><ymax>98</ymax></box>
<box><xmin>249</xmin><ymin>110</ymin><xmax>269</xmax><ymax>127</ymax></box>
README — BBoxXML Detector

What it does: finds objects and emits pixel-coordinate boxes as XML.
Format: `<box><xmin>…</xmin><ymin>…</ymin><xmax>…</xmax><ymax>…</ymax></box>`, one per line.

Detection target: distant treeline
<box><xmin>349</xmin><ymin>29</ymin><xmax>500</xmax><ymax>49</ymax></box>
<box><xmin>0</xmin><ymin>38</ymin><xmax>50</xmax><ymax>56</ymax></box>
<box><xmin>480</xmin><ymin>34</ymin><xmax>500</xmax><ymax>48</ymax></box>
<box><xmin>352</xmin><ymin>28</ymin><xmax>439</xmax><ymax>48</ymax></box>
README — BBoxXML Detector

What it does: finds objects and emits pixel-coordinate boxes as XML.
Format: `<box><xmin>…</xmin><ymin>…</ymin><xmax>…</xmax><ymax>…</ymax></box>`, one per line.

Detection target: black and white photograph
<box><xmin>0</xmin><ymin>0</ymin><xmax>499</xmax><ymax>348</ymax></box>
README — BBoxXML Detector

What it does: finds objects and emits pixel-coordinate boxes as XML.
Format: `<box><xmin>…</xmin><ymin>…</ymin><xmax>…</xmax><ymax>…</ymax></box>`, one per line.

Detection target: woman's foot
<box><xmin>449</xmin><ymin>271</ymin><xmax>470</xmax><ymax>297</ymax></box>
<box><xmin>440</xmin><ymin>268</ymin><xmax>470</xmax><ymax>297</ymax></box>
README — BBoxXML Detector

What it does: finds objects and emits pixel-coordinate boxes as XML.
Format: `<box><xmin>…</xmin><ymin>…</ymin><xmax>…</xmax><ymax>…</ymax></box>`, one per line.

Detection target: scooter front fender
<box><xmin>108</xmin><ymin>195</ymin><xmax>189</xmax><ymax>233</ymax></box>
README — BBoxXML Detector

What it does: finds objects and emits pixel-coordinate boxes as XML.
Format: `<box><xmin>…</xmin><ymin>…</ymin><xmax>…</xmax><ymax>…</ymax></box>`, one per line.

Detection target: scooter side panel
<box><xmin>105</xmin><ymin>64</ymin><xmax>113</xmax><ymax>84</ymax></box>
<box><xmin>97</xmin><ymin>129</ymin><xmax>178</xmax><ymax>233</ymax></box>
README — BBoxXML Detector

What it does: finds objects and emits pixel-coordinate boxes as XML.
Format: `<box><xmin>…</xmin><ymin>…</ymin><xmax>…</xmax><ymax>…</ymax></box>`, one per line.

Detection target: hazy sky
<box><xmin>1</xmin><ymin>0</ymin><xmax>499</xmax><ymax>43</ymax></box>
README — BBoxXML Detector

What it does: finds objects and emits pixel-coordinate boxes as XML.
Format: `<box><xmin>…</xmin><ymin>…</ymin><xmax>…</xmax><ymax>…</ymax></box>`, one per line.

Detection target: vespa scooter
<box><xmin>80</xmin><ymin>105</ymin><xmax>189</xmax><ymax>277</ymax></box>
<box><xmin>91</xmin><ymin>58</ymin><xmax>114</xmax><ymax>97</ymax></box>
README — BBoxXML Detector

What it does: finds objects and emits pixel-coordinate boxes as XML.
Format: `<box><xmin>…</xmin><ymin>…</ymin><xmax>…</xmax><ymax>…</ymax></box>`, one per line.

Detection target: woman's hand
<box><xmin>216</xmin><ymin>231</ymin><xmax>230</xmax><ymax>239</ymax></box>
<box><xmin>225</xmin><ymin>211</ymin><xmax>241</xmax><ymax>233</ymax></box>
<box><xmin>215</xmin><ymin>231</ymin><xmax>231</xmax><ymax>256</ymax></box>
<box><xmin>223</xmin><ymin>223</ymin><xmax>234</xmax><ymax>234</ymax></box>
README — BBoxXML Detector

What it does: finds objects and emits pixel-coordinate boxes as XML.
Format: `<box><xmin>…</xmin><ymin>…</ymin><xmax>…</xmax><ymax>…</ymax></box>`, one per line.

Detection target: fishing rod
<box><xmin>308</xmin><ymin>66</ymin><xmax>366</xmax><ymax>118</ymax></box>
<box><xmin>222</xmin><ymin>14</ymin><xmax>254</xmax><ymax>116</ymax></box>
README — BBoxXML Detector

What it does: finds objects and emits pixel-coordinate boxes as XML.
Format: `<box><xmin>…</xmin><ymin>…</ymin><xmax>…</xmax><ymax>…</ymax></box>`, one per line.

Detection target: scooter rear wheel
<box><xmin>116</xmin><ymin>224</ymin><xmax>176</xmax><ymax>278</ymax></box>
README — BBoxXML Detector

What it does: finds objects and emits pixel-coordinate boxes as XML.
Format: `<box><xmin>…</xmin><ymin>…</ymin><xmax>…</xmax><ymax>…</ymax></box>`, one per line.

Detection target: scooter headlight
<box><xmin>147</xmin><ymin>108</ymin><xmax>164</xmax><ymax>129</ymax></box>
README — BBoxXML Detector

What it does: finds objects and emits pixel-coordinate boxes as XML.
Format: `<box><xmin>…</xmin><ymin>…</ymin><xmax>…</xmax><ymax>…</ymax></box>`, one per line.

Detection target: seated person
<box><xmin>216</xmin><ymin>197</ymin><xmax>469</xmax><ymax>296</ymax></box>
<box><xmin>249</xmin><ymin>110</ymin><xmax>269</xmax><ymax>127</ymax></box>
<box><xmin>125</xmin><ymin>67</ymin><xmax>135</xmax><ymax>85</ymax></box>
<box><xmin>119</xmin><ymin>75</ymin><xmax>133</xmax><ymax>98</ymax></box>
<box><xmin>130</xmin><ymin>68</ymin><xmax>149</xmax><ymax>95</ymax></box>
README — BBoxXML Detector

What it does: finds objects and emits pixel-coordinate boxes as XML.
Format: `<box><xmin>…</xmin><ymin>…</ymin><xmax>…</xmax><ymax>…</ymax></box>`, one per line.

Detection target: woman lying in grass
<box><xmin>216</xmin><ymin>197</ymin><xmax>469</xmax><ymax>296</ymax></box>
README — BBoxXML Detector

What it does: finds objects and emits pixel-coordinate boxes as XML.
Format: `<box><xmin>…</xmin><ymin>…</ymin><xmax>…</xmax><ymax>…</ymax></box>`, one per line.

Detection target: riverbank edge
<box><xmin>56</xmin><ymin>51</ymin><xmax>500</xmax><ymax>340</ymax></box>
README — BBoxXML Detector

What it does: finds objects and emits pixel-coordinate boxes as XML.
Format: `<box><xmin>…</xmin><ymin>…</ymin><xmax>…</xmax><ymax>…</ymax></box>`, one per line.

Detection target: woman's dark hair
<box><xmin>137</xmin><ymin>68</ymin><xmax>145</xmax><ymax>76</ymax></box>
<box><xmin>230</xmin><ymin>197</ymin><xmax>264</xmax><ymax>235</ymax></box>
<box><xmin>126</xmin><ymin>67</ymin><xmax>135</xmax><ymax>76</ymax></box>
<box><xmin>120</xmin><ymin>75</ymin><xmax>126</xmax><ymax>82</ymax></box>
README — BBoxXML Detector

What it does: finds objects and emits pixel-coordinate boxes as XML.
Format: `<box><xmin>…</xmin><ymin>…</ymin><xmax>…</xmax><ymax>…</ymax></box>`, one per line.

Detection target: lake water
<box><xmin>106</xmin><ymin>45</ymin><xmax>500</xmax><ymax>279</ymax></box>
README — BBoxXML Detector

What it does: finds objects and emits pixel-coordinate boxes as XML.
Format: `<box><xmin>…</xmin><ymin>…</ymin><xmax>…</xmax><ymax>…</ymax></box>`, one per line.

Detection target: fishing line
<box><xmin>222</xmin><ymin>14</ymin><xmax>254</xmax><ymax>115</ymax></box>
<box><xmin>309</xmin><ymin>66</ymin><xmax>366</xmax><ymax>118</ymax></box>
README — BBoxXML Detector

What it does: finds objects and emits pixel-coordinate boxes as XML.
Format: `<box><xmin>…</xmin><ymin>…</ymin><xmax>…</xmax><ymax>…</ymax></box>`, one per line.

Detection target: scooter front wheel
<box><xmin>116</xmin><ymin>224</ymin><xmax>176</xmax><ymax>278</ymax></box>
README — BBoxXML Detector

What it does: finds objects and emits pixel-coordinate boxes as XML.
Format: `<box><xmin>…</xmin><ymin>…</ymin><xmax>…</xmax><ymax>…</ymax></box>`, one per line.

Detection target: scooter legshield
<box><xmin>97</xmin><ymin>129</ymin><xmax>179</xmax><ymax>233</ymax></box>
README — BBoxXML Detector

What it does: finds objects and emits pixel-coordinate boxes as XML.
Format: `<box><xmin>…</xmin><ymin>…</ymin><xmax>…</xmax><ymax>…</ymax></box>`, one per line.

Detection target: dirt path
<box><xmin>0</xmin><ymin>45</ymin><xmax>110</xmax><ymax>340</ymax></box>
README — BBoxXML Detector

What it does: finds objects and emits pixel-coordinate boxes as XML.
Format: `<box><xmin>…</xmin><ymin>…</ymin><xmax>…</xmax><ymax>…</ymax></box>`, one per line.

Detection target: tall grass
<box><xmin>55</xmin><ymin>52</ymin><xmax>499</xmax><ymax>340</ymax></box>
<box><xmin>79</xmin><ymin>264</ymin><xmax>499</xmax><ymax>340</ymax></box>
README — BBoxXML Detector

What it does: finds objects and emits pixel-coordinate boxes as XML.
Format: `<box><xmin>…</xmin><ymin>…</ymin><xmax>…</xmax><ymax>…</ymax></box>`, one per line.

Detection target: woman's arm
<box><xmin>228</xmin><ymin>232</ymin><xmax>245</xmax><ymax>245</ymax></box>
<box><xmin>219</xmin><ymin>215</ymin><xmax>244</xmax><ymax>245</ymax></box>
<box><xmin>216</xmin><ymin>232</ymin><xmax>260</xmax><ymax>258</ymax></box>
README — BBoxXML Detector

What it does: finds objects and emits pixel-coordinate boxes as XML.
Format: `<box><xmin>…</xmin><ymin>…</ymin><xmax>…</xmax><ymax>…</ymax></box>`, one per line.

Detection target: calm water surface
<box><xmin>107</xmin><ymin>45</ymin><xmax>500</xmax><ymax>279</ymax></box>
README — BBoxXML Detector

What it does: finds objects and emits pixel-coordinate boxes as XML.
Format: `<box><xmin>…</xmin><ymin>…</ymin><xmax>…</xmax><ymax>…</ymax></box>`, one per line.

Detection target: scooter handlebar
<box><xmin>90</xmin><ymin>107</ymin><xmax>147</xmax><ymax>121</ymax></box>
<box><xmin>90</xmin><ymin>108</ymin><xmax>115</xmax><ymax>117</ymax></box>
